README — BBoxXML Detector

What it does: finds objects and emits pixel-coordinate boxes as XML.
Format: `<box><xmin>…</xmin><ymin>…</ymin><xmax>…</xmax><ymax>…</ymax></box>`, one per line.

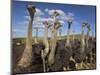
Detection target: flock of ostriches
<box><xmin>12</xmin><ymin>5</ymin><xmax>96</xmax><ymax>74</ymax></box>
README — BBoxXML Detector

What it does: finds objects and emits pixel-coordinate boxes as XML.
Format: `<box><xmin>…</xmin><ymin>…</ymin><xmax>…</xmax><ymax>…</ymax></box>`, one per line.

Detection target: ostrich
<box><xmin>47</xmin><ymin>11</ymin><xmax>60</xmax><ymax>66</ymax></box>
<box><xmin>81</xmin><ymin>21</ymin><xmax>88</xmax><ymax>53</ymax></box>
<box><xmin>66</xmin><ymin>16</ymin><xmax>73</xmax><ymax>46</ymax></box>
<box><xmin>39</xmin><ymin>21</ymin><xmax>51</xmax><ymax>72</ymax></box>
<box><xmin>75</xmin><ymin>21</ymin><xmax>88</xmax><ymax>69</ymax></box>
<box><xmin>47</xmin><ymin>21</ymin><xmax>72</xmax><ymax>72</ymax></box>
<box><xmin>42</xmin><ymin>21</ymin><xmax>51</xmax><ymax>58</ymax></box>
<box><xmin>17</xmin><ymin>5</ymin><xmax>36</xmax><ymax>68</ymax></box>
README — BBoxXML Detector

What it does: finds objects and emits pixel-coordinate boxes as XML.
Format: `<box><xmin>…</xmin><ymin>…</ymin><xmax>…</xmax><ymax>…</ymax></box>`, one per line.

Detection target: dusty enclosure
<box><xmin>11</xmin><ymin>0</ymin><xmax>96</xmax><ymax>75</ymax></box>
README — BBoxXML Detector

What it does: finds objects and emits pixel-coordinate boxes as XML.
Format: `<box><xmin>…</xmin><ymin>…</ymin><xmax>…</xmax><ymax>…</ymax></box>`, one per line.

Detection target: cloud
<box><xmin>34</xmin><ymin>17</ymin><xmax>53</xmax><ymax>22</ymax></box>
<box><xmin>45</xmin><ymin>8</ymin><xmax>75</xmax><ymax>22</ymax></box>
<box><xmin>12</xmin><ymin>29</ymin><xmax>26</xmax><ymax>33</ymax></box>
<box><xmin>67</xmin><ymin>12</ymin><xmax>74</xmax><ymax>17</ymax></box>
<box><xmin>45</xmin><ymin>9</ymin><xmax>66</xmax><ymax>16</ymax></box>
<box><xmin>66</xmin><ymin>12</ymin><xmax>75</xmax><ymax>21</ymax></box>
<box><xmin>44</xmin><ymin>8</ymin><xmax>49</xmax><ymax>12</ymax></box>
<box><xmin>59</xmin><ymin>20</ymin><xmax>65</xmax><ymax>24</ymax></box>
<box><xmin>35</xmin><ymin>8</ymin><xmax>44</xmax><ymax>17</ymax></box>
<box><xmin>25</xmin><ymin>8</ymin><xmax>44</xmax><ymax>18</ymax></box>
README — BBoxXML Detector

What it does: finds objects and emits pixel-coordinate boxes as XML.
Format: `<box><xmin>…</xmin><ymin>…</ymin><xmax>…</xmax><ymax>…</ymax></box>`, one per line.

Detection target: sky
<box><xmin>12</xmin><ymin>0</ymin><xmax>96</xmax><ymax>38</ymax></box>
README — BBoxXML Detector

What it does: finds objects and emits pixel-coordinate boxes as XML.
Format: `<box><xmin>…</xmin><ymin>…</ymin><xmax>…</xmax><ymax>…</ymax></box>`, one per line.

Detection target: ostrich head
<box><xmin>87</xmin><ymin>25</ymin><xmax>91</xmax><ymax>31</ymax></box>
<box><xmin>27</xmin><ymin>5</ymin><xmax>36</xmax><ymax>18</ymax></box>
<box><xmin>55</xmin><ymin>21</ymin><xmax>62</xmax><ymax>29</ymax></box>
<box><xmin>82</xmin><ymin>21</ymin><xmax>88</xmax><ymax>27</ymax></box>
<box><xmin>43</xmin><ymin>21</ymin><xmax>51</xmax><ymax>28</ymax></box>
<box><xmin>52</xmin><ymin>11</ymin><xmax>60</xmax><ymax>18</ymax></box>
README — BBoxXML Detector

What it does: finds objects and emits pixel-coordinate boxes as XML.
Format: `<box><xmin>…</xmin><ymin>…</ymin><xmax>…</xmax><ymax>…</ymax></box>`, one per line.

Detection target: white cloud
<box><xmin>45</xmin><ymin>8</ymin><xmax>75</xmax><ymax>22</ymax></box>
<box><xmin>35</xmin><ymin>8</ymin><xmax>44</xmax><ymax>17</ymax></box>
<box><xmin>66</xmin><ymin>12</ymin><xmax>75</xmax><ymax>21</ymax></box>
<box><xmin>12</xmin><ymin>29</ymin><xmax>26</xmax><ymax>33</ymax></box>
<box><xmin>44</xmin><ymin>8</ymin><xmax>49</xmax><ymax>12</ymax></box>
<box><xmin>25</xmin><ymin>8</ymin><xmax>44</xmax><ymax>18</ymax></box>
<box><xmin>34</xmin><ymin>17</ymin><xmax>53</xmax><ymax>22</ymax></box>
<box><xmin>45</xmin><ymin>9</ymin><xmax>66</xmax><ymax>17</ymax></box>
<box><xmin>67</xmin><ymin>12</ymin><xmax>74</xmax><ymax>17</ymax></box>
<box><xmin>59</xmin><ymin>20</ymin><xmax>65</xmax><ymax>24</ymax></box>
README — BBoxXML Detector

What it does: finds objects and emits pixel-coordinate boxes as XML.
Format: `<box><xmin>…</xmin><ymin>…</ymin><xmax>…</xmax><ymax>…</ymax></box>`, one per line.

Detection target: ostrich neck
<box><xmin>87</xmin><ymin>30</ymin><xmax>90</xmax><ymax>37</ymax></box>
<box><xmin>82</xmin><ymin>27</ymin><xmax>85</xmax><ymax>38</ymax></box>
<box><xmin>50</xmin><ymin>26</ymin><xmax>57</xmax><ymax>55</ymax></box>
<box><xmin>50</xmin><ymin>16</ymin><xmax>57</xmax><ymax>55</ymax></box>
<box><xmin>81</xmin><ymin>26</ymin><xmax>85</xmax><ymax>52</ymax></box>
<box><xmin>44</xmin><ymin>26</ymin><xmax>49</xmax><ymax>48</ymax></box>
<box><xmin>26</xmin><ymin>17</ymin><xmax>33</xmax><ymax>48</ymax></box>
<box><xmin>36</xmin><ymin>28</ymin><xmax>38</xmax><ymax>38</ymax></box>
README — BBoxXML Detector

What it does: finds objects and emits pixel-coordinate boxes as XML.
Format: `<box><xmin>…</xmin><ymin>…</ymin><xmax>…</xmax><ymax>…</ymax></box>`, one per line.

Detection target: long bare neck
<box><xmin>26</xmin><ymin>17</ymin><xmax>33</xmax><ymax>48</ymax></box>
<box><xmin>44</xmin><ymin>26</ymin><xmax>49</xmax><ymax>48</ymax></box>
<box><xmin>45</xmin><ymin>26</ymin><xmax>48</xmax><ymax>39</ymax></box>
<box><xmin>81</xmin><ymin>26</ymin><xmax>85</xmax><ymax>52</ymax></box>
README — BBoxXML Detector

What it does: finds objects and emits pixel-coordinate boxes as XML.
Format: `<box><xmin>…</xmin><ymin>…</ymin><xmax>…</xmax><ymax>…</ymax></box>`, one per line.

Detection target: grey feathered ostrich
<box><xmin>75</xmin><ymin>21</ymin><xmax>88</xmax><ymax>69</ymax></box>
<box><xmin>40</xmin><ymin>21</ymin><xmax>51</xmax><ymax>72</ymax></box>
<box><xmin>43</xmin><ymin>21</ymin><xmax>51</xmax><ymax>58</ymax></box>
<box><xmin>17</xmin><ymin>5</ymin><xmax>36</xmax><ymax>68</ymax></box>
<box><xmin>47</xmin><ymin>11</ymin><xmax>61</xmax><ymax>66</ymax></box>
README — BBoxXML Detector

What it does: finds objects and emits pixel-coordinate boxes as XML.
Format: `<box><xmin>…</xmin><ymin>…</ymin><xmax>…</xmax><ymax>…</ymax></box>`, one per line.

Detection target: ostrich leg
<box><xmin>17</xmin><ymin>5</ymin><xmax>36</xmax><ymax>68</ymax></box>
<box><xmin>41</xmin><ymin>50</ymin><xmax>46</xmax><ymax>72</ymax></box>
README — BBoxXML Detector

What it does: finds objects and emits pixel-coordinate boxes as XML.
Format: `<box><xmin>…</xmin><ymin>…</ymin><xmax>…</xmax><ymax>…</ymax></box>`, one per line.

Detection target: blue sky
<box><xmin>12</xmin><ymin>1</ymin><xmax>96</xmax><ymax>38</ymax></box>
